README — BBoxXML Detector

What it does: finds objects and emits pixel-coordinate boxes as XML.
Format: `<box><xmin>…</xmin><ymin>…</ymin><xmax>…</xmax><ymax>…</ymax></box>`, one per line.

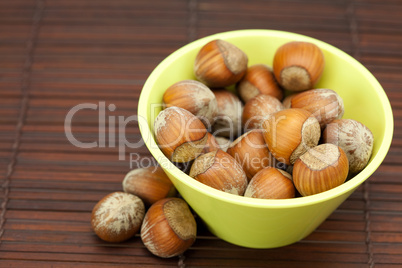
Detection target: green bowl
<box><xmin>138</xmin><ymin>29</ymin><xmax>393</xmax><ymax>248</ymax></box>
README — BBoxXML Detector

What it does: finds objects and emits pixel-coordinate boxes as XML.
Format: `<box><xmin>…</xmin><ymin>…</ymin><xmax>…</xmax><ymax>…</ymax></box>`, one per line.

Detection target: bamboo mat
<box><xmin>1</xmin><ymin>0</ymin><xmax>401</xmax><ymax>267</ymax></box>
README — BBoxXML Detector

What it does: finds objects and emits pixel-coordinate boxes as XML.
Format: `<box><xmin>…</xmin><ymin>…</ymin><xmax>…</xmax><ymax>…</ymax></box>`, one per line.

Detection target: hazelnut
<box><xmin>212</xmin><ymin>89</ymin><xmax>243</xmax><ymax>138</ymax></box>
<box><xmin>237</xmin><ymin>64</ymin><xmax>283</xmax><ymax>102</ymax></box>
<box><xmin>293</xmin><ymin>143</ymin><xmax>349</xmax><ymax>196</ymax></box>
<box><xmin>244</xmin><ymin>167</ymin><xmax>295</xmax><ymax>199</ymax></box>
<box><xmin>283</xmin><ymin>88</ymin><xmax>344</xmax><ymax>129</ymax></box>
<box><xmin>189</xmin><ymin>149</ymin><xmax>248</xmax><ymax>195</ymax></box>
<box><xmin>202</xmin><ymin>132</ymin><xmax>221</xmax><ymax>154</ymax></box>
<box><xmin>154</xmin><ymin>107</ymin><xmax>208</xmax><ymax>163</ymax></box>
<box><xmin>163</xmin><ymin>80</ymin><xmax>218</xmax><ymax>127</ymax></box>
<box><xmin>323</xmin><ymin>119</ymin><xmax>374</xmax><ymax>175</ymax></box>
<box><xmin>194</xmin><ymin>39</ymin><xmax>248</xmax><ymax>87</ymax></box>
<box><xmin>242</xmin><ymin>94</ymin><xmax>284</xmax><ymax>130</ymax></box>
<box><xmin>122</xmin><ymin>166</ymin><xmax>176</xmax><ymax>206</ymax></box>
<box><xmin>227</xmin><ymin>129</ymin><xmax>277</xmax><ymax>181</ymax></box>
<box><xmin>200</xmin><ymin>134</ymin><xmax>230</xmax><ymax>154</ymax></box>
<box><xmin>262</xmin><ymin>108</ymin><xmax>321</xmax><ymax>165</ymax></box>
<box><xmin>141</xmin><ymin>198</ymin><xmax>196</xmax><ymax>258</ymax></box>
<box><xmin>91</xmin><ymin>192</ymin><xmax>145</xmax><ymax>243</ymax></box>
<box><xmin>273</xmin><ymin>41</ymin><xmax>325</xmax><ymax>91</ymax></box>
<box><xmin>215</xmin><ymin>136</ymin><xmax>231</xmax><ymax>152</ymax></box>
<box><xmin>282</xmin><ymin>94</ymin><xmax>295</xmax><ymax>108</ymax></box>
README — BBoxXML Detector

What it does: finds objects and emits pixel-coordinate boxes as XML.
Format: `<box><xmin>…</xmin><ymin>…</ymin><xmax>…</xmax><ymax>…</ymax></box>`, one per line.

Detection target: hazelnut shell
<box><xmin>194</xmin><ymin>39</ymin><xmax>248</xmax><ymax>87</ymax></box>
<box><xmin>91</xmin><ymin>192</ymin><xmax>145</xmax><ymax>243</ymax></box>
<box><xmin>283</xmin><ymin>88</ymin><xmax>344</xmax><ymax>129</ymax></box>
<box><xmin>242</xmin><ymin>94</ymin><xmax>284</xmax><ymax>130</ymax></box>
<box><xmin>237</xmin><ymin>64</ymin><xmax>283</xmax><ymax>102</ymax></box>
<box><xmin>202</xmin><ymin>132</ymin><xmax>221</xmax><ymax>154</ymax></box>
<box><xmin>212</xmin><ymin>89</ymin><xmax>243</xmax><ymax>138</ymax></box>
<box><xmin>122</xmin><ymin>166</ymin><xmax>176</xmax><ymax>206</ymax></box>
<box><xmin>154</xmin><ymin>107</ymin><xmax>208</xmax><ymax>163</ymax></box>
<box><xmin>293</xmin><ymin>143</ymin><xmax>349</xmax><ymax>196</ymax></box>
<box><xmin>163</xmin><ymin>80</ymin><xmax>218</xmax><ymax>127</ymax></box>
<box><xmin>244</xmin><ymin>167</ymin><xmax>295</xmax><ymax>199</ymax></box>
<box><xmin>323</xmin><ymin>119</ymin><xmax>374</xmax><ymax>174</ymax></box>
<box><xmin>189</xmin><ymin>149</ymin><xmax>248</xmax><ymax>195</ymax></box>
<box><xmin>227</xmin><ymin>129</ymin><xmax>277</xmax><ymax>181</ymax></box>
<box><xmin>215</xmin><ymin>136</ymin><xmax>231</xmax><ymax>152</ymax></box>
<box><xmin>273</xmin><ymin>41</ymin><xmax>325</xmax><ymax>91</ymax></box>
<box><xmin>262</xmin><ymin>108</ymin><xmax>321</xmax><ymax>165</ymax></box>
<box><xmin>141</xmin><ymin>198</ymin><xmax>196</xmax><ymax>258</ymax></box>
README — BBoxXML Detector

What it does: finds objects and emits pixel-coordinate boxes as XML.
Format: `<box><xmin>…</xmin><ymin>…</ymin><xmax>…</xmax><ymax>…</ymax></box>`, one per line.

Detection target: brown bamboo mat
<box><xmin>1</xmin><ymin>0</ymin><xmax>401</xmax><ymax>267</ymax></box>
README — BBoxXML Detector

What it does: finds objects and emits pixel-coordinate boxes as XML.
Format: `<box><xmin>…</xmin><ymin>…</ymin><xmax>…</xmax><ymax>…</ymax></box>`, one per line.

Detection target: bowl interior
<box><xmin>138</xmin><ymin>29</ymin><xmax>393</xmax><ymax>208</ymax></box>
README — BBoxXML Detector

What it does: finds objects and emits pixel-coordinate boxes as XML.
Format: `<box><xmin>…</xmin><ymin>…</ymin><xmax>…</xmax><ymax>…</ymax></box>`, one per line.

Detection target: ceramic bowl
<box><xmin>138</xmin><ymin>30</ymin><xmax>393</xmax><ymax>248</ymax></box>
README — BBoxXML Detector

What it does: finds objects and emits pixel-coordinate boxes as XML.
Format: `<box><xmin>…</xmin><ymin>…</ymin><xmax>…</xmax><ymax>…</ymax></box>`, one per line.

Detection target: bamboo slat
<box><xmin>1</xmin><ymin>0</ymin><xmax>401</xmax><ymax>266</ymax></box>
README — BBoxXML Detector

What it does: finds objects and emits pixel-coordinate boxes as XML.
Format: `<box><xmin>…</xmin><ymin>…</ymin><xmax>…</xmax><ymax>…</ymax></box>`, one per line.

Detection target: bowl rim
<box><xmin>138</xmin><ymin>29</ymin><xmax>394</xmax><ymax>208</ymax></box>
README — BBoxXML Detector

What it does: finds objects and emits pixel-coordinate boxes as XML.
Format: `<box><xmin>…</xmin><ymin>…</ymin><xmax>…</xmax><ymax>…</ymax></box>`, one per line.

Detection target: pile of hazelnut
<box><xmin>155</xmin><ymin>39</ymin><xmax>374</xmax><ymax>198</ymax></box>
<box><xmin>90</xmin><ymin>38</ymin><xmax>375</xmax><ymax>259</ymax></box>
<box><xmin>91</xmin><ymin>166</ymin><xmax>195</xmax><ymax>258</ymax></box>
